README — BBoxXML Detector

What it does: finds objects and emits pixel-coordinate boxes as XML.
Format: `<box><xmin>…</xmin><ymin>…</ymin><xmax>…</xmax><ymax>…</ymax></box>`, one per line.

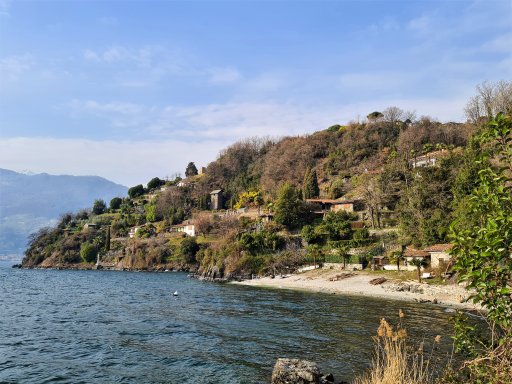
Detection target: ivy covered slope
<box><xmin>21</xmin><ymin>82</ymin><xmax>512</xmax><ymax>280</ymax></box>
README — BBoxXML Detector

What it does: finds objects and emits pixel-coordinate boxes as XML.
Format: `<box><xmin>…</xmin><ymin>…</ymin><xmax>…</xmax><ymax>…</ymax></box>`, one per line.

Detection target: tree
<box><xmin>128</xmin><ymin>184</ymin><xmax>145</xmax><ymax>198</ymax></box>
<box><xmin>80</xmin><ymin>242</ymin><xmax>97</xmax><ymax>263</ymax></box>
<box><xmin>185</xmin><ymin>162</ymin><xmax>198</xmax><ymax>177</ymax></box>
<box><xmin>409</xmin><ymin>257</ymin><xmax>427</xmax><ymax>283</ymax></box>
<box><xmin>302</xmin><ymin>168</ymin><xmax>319</xmax><ymax>199</ymax></box>
<box><xmin>274</xmin><ymin>183</ymin><xmax>310</xmax><ymax>230</ymax></box>
<box><xmin>321</xmin><ymin>211</ymin><xmax>354</xmax><ymax>241</ymax></box>
<box><xmin>367</xmin><ymin>111</ymin><xmax>384</xmax><ymax>121</ymax></box>
<box><xmin>92</xmin><ymin>199</ymin><xmax>106</xmax><ymax>215</ymax></box>
<box><xmin>451</xmin><ymin>113</ymin><xmax>512</xmax><ymax>329</ymax></box>
<box><xmin>147</xmin><ymin>177</ymin><xmax>163</xmax><ymax>190</ymax></box>
<box><xmin>104</xmin><ymin>226</ymin><xmax>110</xmax><ymax>252</ymax></box>
<box><xmin>180</xmin><ymin>236</ymin><xmax>199</xmax><ymax>263</ymax></box>
<box><xmin>464</xmin><ymin>80</ymin><xmax>512</xmax><ymax>123</ymax></box>
<box><xmin>109</xmin><ymin>197</ymin><xmax>123</xmax><ymax>210</ymax></box>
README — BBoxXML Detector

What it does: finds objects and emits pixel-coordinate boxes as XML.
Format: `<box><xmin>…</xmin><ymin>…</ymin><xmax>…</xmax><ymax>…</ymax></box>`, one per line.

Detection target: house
<box><xmin>129</xmin><ymin>226</ymin><xmax>140</xmax><ymax>238</ymax></box>
<box><xmin>306</xmin><ymin>199</ymin><xmax>363</xmax><ymax>214</ymax></box>
<box><xmin>198</xmin><ymin>167</ymin><xmax>207</xmax><ymax>175</ymax></box>
<box><xmin>170</xmin><ymin>223</ymin><xmax>195</xmax><ymax>237</ymax></box>
<box><xmin>423</xmin><ymin>243</ymin><xmax>453</xmax><ymax>269</ymax></box>
<box><xmin>177</xmin><ymin>180</ymin><xmax>188</xmax><ymax>187</ymax></box>
<box><xmin>259</xmin><ymin>213</ymin><xmax>274</xmax><ymax>223</ymax></box>
<box><xmin>210</xmin><ymin>189</ymin><xmax>224</xmax><ymax>210</ymax></box>
<box><xmin>83</xmin><ymin>223</ymin><xmax>98</xmax><ymax>231</ymax></box>
<box><xmin>409</xmin><ymin>150</ymin><xmax>450</xmax><ymax>169</ymax></box>
<box><xmin>404</xmin><ymin>247</ymin><xmax>430</xmax><ymax>267</ymax></box>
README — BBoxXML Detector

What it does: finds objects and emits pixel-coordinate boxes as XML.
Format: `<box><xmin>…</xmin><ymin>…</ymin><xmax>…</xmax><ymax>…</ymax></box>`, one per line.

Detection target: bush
<box><xmin>128</xmin><ymin>184</ymin><xmax>145</xmax><ymax>198</ymax></box>
<box><xmin>147</xmin><ymin>177</ymin><xmax>163</xmax><ymax>190</ymax></box>
<box><xmin>80</xmin><ymin>242</ymin><xmax>97</xmax><ymax>263</ymax></box>
<box><xmin>180</xmin><ymin>236</ymin><xmax>199</xmax><ymax>263</ymax></box>
<box><xmin>92</xmin><ymin>199</ymin><xmax>107</xmax><ymax>215</ymax></box>
<box><xmin>110</xmin><ymin>197</ymin><xmax>122</xmax><ymax>210</ymax></box>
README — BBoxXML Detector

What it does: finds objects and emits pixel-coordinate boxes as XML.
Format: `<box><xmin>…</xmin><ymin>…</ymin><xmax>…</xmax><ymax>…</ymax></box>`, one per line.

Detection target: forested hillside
<box><xmin>21</xmin><ymin>81</ymin><xmax>512</xmax><ymax>280</ymax></box>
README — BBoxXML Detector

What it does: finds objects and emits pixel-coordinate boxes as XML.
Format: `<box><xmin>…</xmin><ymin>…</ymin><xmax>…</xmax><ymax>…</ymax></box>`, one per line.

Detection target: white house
<box><xmin>129</xmin><ymin>227</ymin><xmax>140</xmax><ymax>238</ymax></box>
<box><xmin>171</xmin><ymin>223</ymin><xmax>196</xmax><ymax>237</ymax></box>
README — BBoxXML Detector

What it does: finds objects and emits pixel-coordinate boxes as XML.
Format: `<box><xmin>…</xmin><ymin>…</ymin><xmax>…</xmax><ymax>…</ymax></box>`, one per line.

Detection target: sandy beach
<box><xmin>232</xmin><ymin>265</ymin><xmax>481</xmax><ymax>311</ymax></box>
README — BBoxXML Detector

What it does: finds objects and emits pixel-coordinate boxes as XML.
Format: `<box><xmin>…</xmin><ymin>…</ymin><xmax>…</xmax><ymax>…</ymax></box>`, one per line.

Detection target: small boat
<box><xmin>173</xmin><ymin>291</ymin><xmax>178</xmax><ymax>296</ymax></box>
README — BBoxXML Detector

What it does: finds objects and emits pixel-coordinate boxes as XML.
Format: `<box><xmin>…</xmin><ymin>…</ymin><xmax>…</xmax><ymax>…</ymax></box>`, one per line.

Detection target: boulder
<box><xmin>271</xmin><ymin>358</ymin><xmax>321</xmax><ymax>384</ymax></box>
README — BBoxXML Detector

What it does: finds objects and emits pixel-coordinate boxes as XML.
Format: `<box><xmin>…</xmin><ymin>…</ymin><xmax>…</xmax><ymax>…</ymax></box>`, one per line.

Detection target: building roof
<box><xmin>405</xmin><ymin>247</ymin><xmax>430</xmax><ymax>257</ymax></box>
<box><xmin>210</xmin><ymin>189</ymin><xmax>222</xmax><ymax>194</ymax></box>
<box><xmin>306</xmin><ymin>198</ymin><xmax>357</xmax><ymax>204</ymax></box>
<box><xmin>423</xmin><ymin>243</ymin><xmax>453</xmax><ymax>252</ymax></box>
<box><xmin>412</xmin><ymin>149</ymin><xmax>451</xmax><ymax>161</ymax></box>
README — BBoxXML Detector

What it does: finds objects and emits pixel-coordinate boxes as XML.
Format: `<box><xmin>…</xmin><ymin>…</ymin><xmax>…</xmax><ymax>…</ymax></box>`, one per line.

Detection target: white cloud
<box><xmin>408</xmin><ymin>15</ymin><xmax>430</xmax><ymax>33</ymax></box>
<box><xmin>208</xmin><ymin>67</ymin><xmax>241</xmax><ymax>84</ymax></box>
<box><xmin>83</xmin><ymin>46</ymin><xmax>154</xmax><ymax>68</ymax></box>
<box><xmin>482</xmin><ymin>32</ymin><xmax>512</xmax><ymax>53</ymax></box>
<box><xmin>0</xmin><ymin>0</ymin><xmax>10</xmax><ymax>16</ymax></box>
<box><xmin>0</xmin><ymin>54</ymin><xmax>33</xmax><ymax>82</ymax></box>
<box><xmin>0</xmin><ymin>137</ymin><xmax>225</xmax><ymax>186</ymax></box>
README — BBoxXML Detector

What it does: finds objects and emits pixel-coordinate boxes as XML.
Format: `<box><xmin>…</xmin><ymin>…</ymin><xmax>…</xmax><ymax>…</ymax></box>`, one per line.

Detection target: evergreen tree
<box><xmin>302</xmin><ymin>168</ymin><xmax>319</xmax><ymax>199</ymax></box>
<box><xmin>92</xmin><ymin>199</ymin><xmax>106</xmax><ymax>215</ymax></box>
<box><xmin>104</xmin><ymin>226</ymin><xmax>110</xmax><ymax>252</ymax></box>
<box><xmin>274</xmin><ymin>183</ymin><xmax>310</xmax><ymax>230</ymax></box>
<box><xmin>185</xmin><ymin>162</ymin><xmax>198</xmax><ymax>177</ymax></box>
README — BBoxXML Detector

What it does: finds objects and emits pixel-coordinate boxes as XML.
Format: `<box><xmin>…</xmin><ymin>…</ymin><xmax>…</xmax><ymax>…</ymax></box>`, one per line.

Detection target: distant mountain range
<box><xmin>0</xmin><ymin>168</ymin><xmax>127</xmax><ymax>257</ymax></box>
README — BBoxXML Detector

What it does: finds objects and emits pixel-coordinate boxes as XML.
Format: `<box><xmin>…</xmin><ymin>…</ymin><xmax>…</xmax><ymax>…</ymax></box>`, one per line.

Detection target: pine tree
<box><xmin>185</xmin><ymin>162</ymin><xmax>198</xmax><ymax>177</ymax></box>
<box><xmin>302</xmin><ymin>168</ymin><xmax>319</xmax><ymax>199</ymax></box>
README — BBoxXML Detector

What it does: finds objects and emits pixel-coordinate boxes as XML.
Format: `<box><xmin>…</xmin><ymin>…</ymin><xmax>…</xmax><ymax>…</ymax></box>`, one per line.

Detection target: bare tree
<box><xmin>465</xmin><ymin>80</ymin><xmax>512</xmax><ymax>123</ymax></box>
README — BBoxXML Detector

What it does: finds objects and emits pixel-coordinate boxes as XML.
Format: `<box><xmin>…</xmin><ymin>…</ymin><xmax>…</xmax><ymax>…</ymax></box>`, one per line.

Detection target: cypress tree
<box><xmin>303</xmin><ymin>168</ymin><xmax>320</xmax><ymax>199</ymax></box>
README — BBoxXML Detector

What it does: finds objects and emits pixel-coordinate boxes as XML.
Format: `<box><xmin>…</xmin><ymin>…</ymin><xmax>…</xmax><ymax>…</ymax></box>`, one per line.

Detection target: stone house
<box><xmin>210</xmin><ymin>189</ymin><xmax>223</xmax><ymax>210</ymax></box>
<box><xmin>423</xmin><ymin>243</ymin><xmax>453</xmax><ymax>269</ymax></box>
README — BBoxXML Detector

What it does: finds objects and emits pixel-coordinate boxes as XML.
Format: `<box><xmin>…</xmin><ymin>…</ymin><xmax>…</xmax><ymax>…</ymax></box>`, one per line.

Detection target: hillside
<box><xmin>20</xmin><ymin>82</ymin><xmax>512</xmax><ymax>278</ymax></box>
<box><xmin>0</xmin><ymin>169</ymin><xmax>127</xmax><ymax>256</ymax></box>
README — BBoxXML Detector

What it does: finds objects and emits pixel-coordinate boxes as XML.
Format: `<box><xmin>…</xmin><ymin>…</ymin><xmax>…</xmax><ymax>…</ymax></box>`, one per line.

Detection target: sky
<box><xmin>0</xmin><ymin>0</ymin><xmax>510</xmax><ymax>187</ymax></box>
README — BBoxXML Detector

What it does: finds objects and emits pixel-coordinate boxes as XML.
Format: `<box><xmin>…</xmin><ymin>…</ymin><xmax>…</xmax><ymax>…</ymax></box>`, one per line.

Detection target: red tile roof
<box><xmin>405</xmin><ymin>247</ymin><xmax>430</xmax><ymax>257</ymax></box>
<box><xmin>423</xmin><ymin>244</ymin><xmax>453</xmax><ymax>252</ymax></box>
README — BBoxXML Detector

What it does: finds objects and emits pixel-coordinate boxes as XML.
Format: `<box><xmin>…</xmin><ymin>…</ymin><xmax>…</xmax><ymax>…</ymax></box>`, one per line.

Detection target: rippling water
<box><xmin>0</xmin><ymin>262</ymin><xmax>457</xmax><ymax>383</ymax></box>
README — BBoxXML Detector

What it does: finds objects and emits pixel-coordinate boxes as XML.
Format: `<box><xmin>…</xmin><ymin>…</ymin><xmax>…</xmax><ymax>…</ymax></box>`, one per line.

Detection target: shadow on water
<box><xmin>0</xmin><ymin>264</ymin><xmax>463</xmax><ymax>383</ymax></box>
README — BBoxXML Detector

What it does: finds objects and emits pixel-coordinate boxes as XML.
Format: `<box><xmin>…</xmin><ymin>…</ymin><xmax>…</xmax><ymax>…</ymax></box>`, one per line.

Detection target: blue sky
<box><xmin>0</xmin><ymin>0</ymin><xmax>510</xmax><ymax>186</ymax></box>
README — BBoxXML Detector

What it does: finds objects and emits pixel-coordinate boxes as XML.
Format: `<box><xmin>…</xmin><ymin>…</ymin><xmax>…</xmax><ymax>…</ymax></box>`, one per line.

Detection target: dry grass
<box><xmin>354</xmin><ymin>312</ymin><xmax>436</xmax><ymax>384</ymax></box>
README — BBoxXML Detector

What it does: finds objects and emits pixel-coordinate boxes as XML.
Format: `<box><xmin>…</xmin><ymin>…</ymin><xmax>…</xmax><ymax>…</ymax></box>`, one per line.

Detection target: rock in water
<box><xmin>271</xmin><ymin>358</ymin><xmax>321</xmax><ymax>384</ymax></box>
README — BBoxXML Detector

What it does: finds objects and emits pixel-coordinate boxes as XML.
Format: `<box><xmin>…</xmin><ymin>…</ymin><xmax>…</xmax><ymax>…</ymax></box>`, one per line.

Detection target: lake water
<box><xmin>0</xmin><ymin>262</ymin><xmax>457</xmax><ymax>383</ymax></box>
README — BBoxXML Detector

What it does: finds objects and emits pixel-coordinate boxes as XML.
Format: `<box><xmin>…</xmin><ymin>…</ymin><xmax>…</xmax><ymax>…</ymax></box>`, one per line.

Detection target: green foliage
<box><xmin>321</xmin><ymin>210</ymin><xmax>354</xmax><ymax>241</ymax></box>
<box><xmin>80</xmin><ymin>242</ymin><xmax>96</xmax><ymax>263</ymax></box>
<box><xmin>450</xmin><ymin>113</ymin><xmax>512</xmax><ymax>331</ymax></box>
<box><xmin>302</xmin><ymin>168</ymin><xmax>319</xmax><ymax>199</ymax></box>
<box><xmin>273</xmin><ymin>183</ymin><xmax>311</xmax><ymax>230</ymax></box>
<box><xmin>104</xmin><ymin>227</ymin><xmax>110</xmax><ymax>252</ymax></box>
<box><xmin>145</xmin><ymin>203</ymin><xmax>161</xmax><ymax>223</ymax></box>
<box><xmin>180</xmin><ymin>236</ymin><xmax>200</xmax><ymax>263</ymax></box>
<box><xmin>238</xmin><ymin>228</ymin><xmax>285</xmax><ymax>255</ymax></box>
<box><xmin>147</xmin><ymin>177</ymin><xmax>164</xmax><ymax>190</ymax></box>
<box><xmin>128</xmin><ymin>184</ymin><xmax>145</xmax><ymax>198</ymax></box>
<box><xmin>92</xmin><ymin>199</ymin><xmax>106</xmax><ymax>215</ymax></box>
<box><xmin>185</xmin><ymin>162</ymin><xmax>198</xmax><ymax>177</ymax></box>
<box><xmin>109</xmin><ymin>197</ymin><xmax>122</xmax><ymax>210</ymax></box>
<box><xmin>326</xmin><ymin>124</ymin><xmax>341</xmax><ymax>132</ymax></box>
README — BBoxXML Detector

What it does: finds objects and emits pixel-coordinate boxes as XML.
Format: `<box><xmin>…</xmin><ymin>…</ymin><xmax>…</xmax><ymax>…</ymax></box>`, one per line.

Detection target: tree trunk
<box><xmin>417</xmin><ymin>266</ymin><xmax>422</xmax><ymax>283</ymax></box>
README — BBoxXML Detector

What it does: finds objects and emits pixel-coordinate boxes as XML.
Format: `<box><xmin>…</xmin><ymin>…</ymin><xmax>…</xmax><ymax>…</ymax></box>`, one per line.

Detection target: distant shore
<box><xmin>232</xmin><ymin>265</ymin><xmax>481</xmax><ymax>311</ymax></box>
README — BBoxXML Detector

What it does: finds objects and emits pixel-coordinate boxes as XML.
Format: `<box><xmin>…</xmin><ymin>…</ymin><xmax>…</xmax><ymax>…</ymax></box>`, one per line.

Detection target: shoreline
<box><xmin>232</xmin><ymin>266</ymin><xmax>482</xmax><ymax>312</ymax></box>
